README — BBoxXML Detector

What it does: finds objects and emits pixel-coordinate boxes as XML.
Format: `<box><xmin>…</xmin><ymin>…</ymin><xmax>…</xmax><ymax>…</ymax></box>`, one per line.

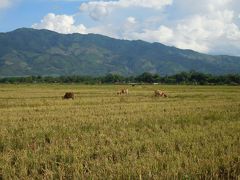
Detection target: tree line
<box><xmin>0</xmin><ymin>71</ymin><xmax>239</xmax><ymax>85</ymax></box>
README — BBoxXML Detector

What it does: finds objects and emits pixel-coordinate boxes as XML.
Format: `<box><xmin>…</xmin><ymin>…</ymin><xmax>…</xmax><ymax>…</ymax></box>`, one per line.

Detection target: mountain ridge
<box><xmin>0</xmin><ymin>28</ymin><xmax>240</xmax><ymax>76</ymax></box>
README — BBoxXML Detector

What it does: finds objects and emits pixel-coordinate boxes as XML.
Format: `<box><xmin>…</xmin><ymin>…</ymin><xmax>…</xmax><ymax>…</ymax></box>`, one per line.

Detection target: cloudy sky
<box><xmin>1</xmin><ymin>0</ymin><xmax>240</xmax><ymax>56</ymax></box>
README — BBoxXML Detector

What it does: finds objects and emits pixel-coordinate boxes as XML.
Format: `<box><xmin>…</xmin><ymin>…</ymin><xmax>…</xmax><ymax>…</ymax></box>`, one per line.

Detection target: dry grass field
<box><xmin>0</xmin><ymin>84</ymin><xmax>239</xmax><ymax>179</ymax></box>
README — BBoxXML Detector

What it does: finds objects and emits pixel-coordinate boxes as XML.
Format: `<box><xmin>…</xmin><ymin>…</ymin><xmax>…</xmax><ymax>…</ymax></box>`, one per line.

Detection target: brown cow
<box><xmin>154</xmin><ymin>90</ymin><xmax>167</xmax><ymax>97</ymax></box>
<box><xmin>121</xmin><ymin>88</ymin><xmax>128</xmax><ymax>95</ymax></box>
<box><xmin>63</xmin><ymin>92</ymin><xmax>74</xmax><ymax>99</ymax></box>
<box><xmin>117</xmin><ymin>91</ymin><xmax>122</xmax><ymax>95</ymax></box>
<box><xmin>161</xmin><ymin>92</ymin><xmax>167</xmax><ymax>97</ymax></box>
<box><xmin>117</xmin><ymin>88</ymin><xmax>129</xmax><ymax>95</ymax></box>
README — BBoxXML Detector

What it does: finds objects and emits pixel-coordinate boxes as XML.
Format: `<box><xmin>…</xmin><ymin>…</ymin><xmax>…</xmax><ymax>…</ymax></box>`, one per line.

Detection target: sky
<box><xmin>0</xmin><ymin>0</ymin><xmax>240</xmax><ymax>56</ymax></box>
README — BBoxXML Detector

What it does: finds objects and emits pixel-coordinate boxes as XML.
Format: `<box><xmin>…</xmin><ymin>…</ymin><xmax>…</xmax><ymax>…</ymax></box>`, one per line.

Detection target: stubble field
<box><xmin>0</xmin><ymin>84</ymin><xmax>239</xmax><ymax>179</ymax></box>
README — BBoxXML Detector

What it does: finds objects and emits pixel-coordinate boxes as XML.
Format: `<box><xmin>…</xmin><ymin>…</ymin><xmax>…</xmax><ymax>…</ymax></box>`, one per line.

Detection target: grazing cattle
<box><xmin>154</xmin><ymin>90</ymin><xmax>167</xmax><ymax>97</ymax></box>
<box><xmin>154</xmin><ymin>90</ymin><xmax>162</xmax><ymax>97</ymax></box>
<box><xmin>161</xmin><ymin>92</ymin><xmax>167</xmax><ymax>97</ymax></box>
<box><xmin>117</xmin><ymin>88</ymin><xmax>129</xmax><ymax>95</ymax></box>
<box><xmin>117</xmin><ymin>91</ymin><xmax>122</xmax><ymax>95</ymax></box>
<box><xmin>121</xmin><ymin>88</ymin><xmax>128</xmax><ymax>95</ymax></box>
<box><xmin>63</xmin><ymin>92</ymin><xmax>74</xmax><ymax>99</ymax></box>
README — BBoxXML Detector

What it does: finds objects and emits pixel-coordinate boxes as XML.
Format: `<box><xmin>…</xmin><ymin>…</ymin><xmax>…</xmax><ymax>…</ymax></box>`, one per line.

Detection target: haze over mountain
<box><xmin>0</xmin><ymin>28</ymin><xmax>240</xmax><ymax>77</ymax></box>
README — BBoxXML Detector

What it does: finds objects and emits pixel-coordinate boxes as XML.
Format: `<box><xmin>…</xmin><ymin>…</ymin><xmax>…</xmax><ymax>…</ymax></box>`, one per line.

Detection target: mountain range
<box><xmin>0</xmin><ymin>28</ymin><xmax>240</xmax><ymax>76</ymax></box>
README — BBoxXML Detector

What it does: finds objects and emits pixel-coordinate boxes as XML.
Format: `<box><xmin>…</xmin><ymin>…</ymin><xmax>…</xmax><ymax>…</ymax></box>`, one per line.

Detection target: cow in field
<box><xmin>154</xmin><ymin>90</ymin><xmax>167</xmax><ymax>97</ymax></box>
<box><xmin>117</xmin><ymin>88</ymin><xmax>129</xmax><ymax>95</ymax></box>
<box><xmin>63</xmin><ymin>92</ymin><xmax>74</xmax><ymax>99</ymax></box>
<box><xmin>117</xmin><ymin>91</ymin><xmax>122</xmax><ymax>95</ymax></box>
<box><xmin>123</xmin><ymin>88</ymin><xmax>128</xmax><ymax>95</ymax></box>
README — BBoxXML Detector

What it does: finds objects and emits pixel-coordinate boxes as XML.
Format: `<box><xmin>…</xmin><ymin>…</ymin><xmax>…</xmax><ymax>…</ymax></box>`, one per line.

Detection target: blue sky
<box><xmin>1</xmin><ymin>0</ymin><xmax>240</xmax><ymax>56</ymax></box>
<box><xmin>0</xmin><ymin>0</ymin><xmax>83</xmax><ymax>31</ymax></box>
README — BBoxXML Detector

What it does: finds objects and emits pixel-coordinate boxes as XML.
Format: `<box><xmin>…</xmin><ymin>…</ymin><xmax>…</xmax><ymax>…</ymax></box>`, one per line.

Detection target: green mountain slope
<box><xmin>0</xmin><ymin>28</ymin><xmax>240</xmax><ymax>76</ymax></box>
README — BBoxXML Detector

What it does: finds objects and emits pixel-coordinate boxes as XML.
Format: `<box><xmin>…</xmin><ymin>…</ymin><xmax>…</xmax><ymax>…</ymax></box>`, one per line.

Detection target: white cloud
<box><xmin>225</xmin><ymin>23</ymin><xmax>240</xmax><ymax>40</ymax></box>
<box><xmin>171</xmin><ymin>9</ymin><xmax>240</xmax><ymax>53</ymax></box>
<box><xmin>127</xmin><ymin>16</ymin><xmax>136</xmax><ymax>24</ymax></box>
<box><xmin>80</xmin><ymin>2</ymin><xmax>110</xmax><ymax>20</ymax></box>
<box><xmin>32</xmin><ymin>13</ymin><xmax>86</xmax><ymax>34</ymax></box>
<box><xmin>80</xmin><ymin>0</ymin><xmax>172</xmax><ymax>20</ymax></box>
<box><xmin>0</xmin><ymin>0</ymin><xmax>13</xmax><ymax>9</ymax></box>
<box><xmin>123</xmin><ymin>0</ymin><xmax>240</xmax><ymax>55</ymax></box>
<box><xmin>127</xmin><ymin>9</ymin><xmax>240</xmax><ymax>54</ymax></box>
<box><xmin>172</xmin><ymin>0</ymin><xmax>233</xmax><ymax>14</ymax></box>
<box><xmin>32</xmin><ymin>0</ymin><xmax>240</xmax><ymax>55</ymax></box>
<box><xmin>129</xmin><ymin>26</ymin><xmax>173</xmax><ymax>45</ymax></box>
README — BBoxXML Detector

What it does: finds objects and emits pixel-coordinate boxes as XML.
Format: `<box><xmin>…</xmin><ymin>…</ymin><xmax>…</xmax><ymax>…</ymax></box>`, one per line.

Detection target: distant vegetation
<box><xmin>0</xmin><ymin>71</ymin><xmax>239</xmax><ymax>85</ymax></box>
